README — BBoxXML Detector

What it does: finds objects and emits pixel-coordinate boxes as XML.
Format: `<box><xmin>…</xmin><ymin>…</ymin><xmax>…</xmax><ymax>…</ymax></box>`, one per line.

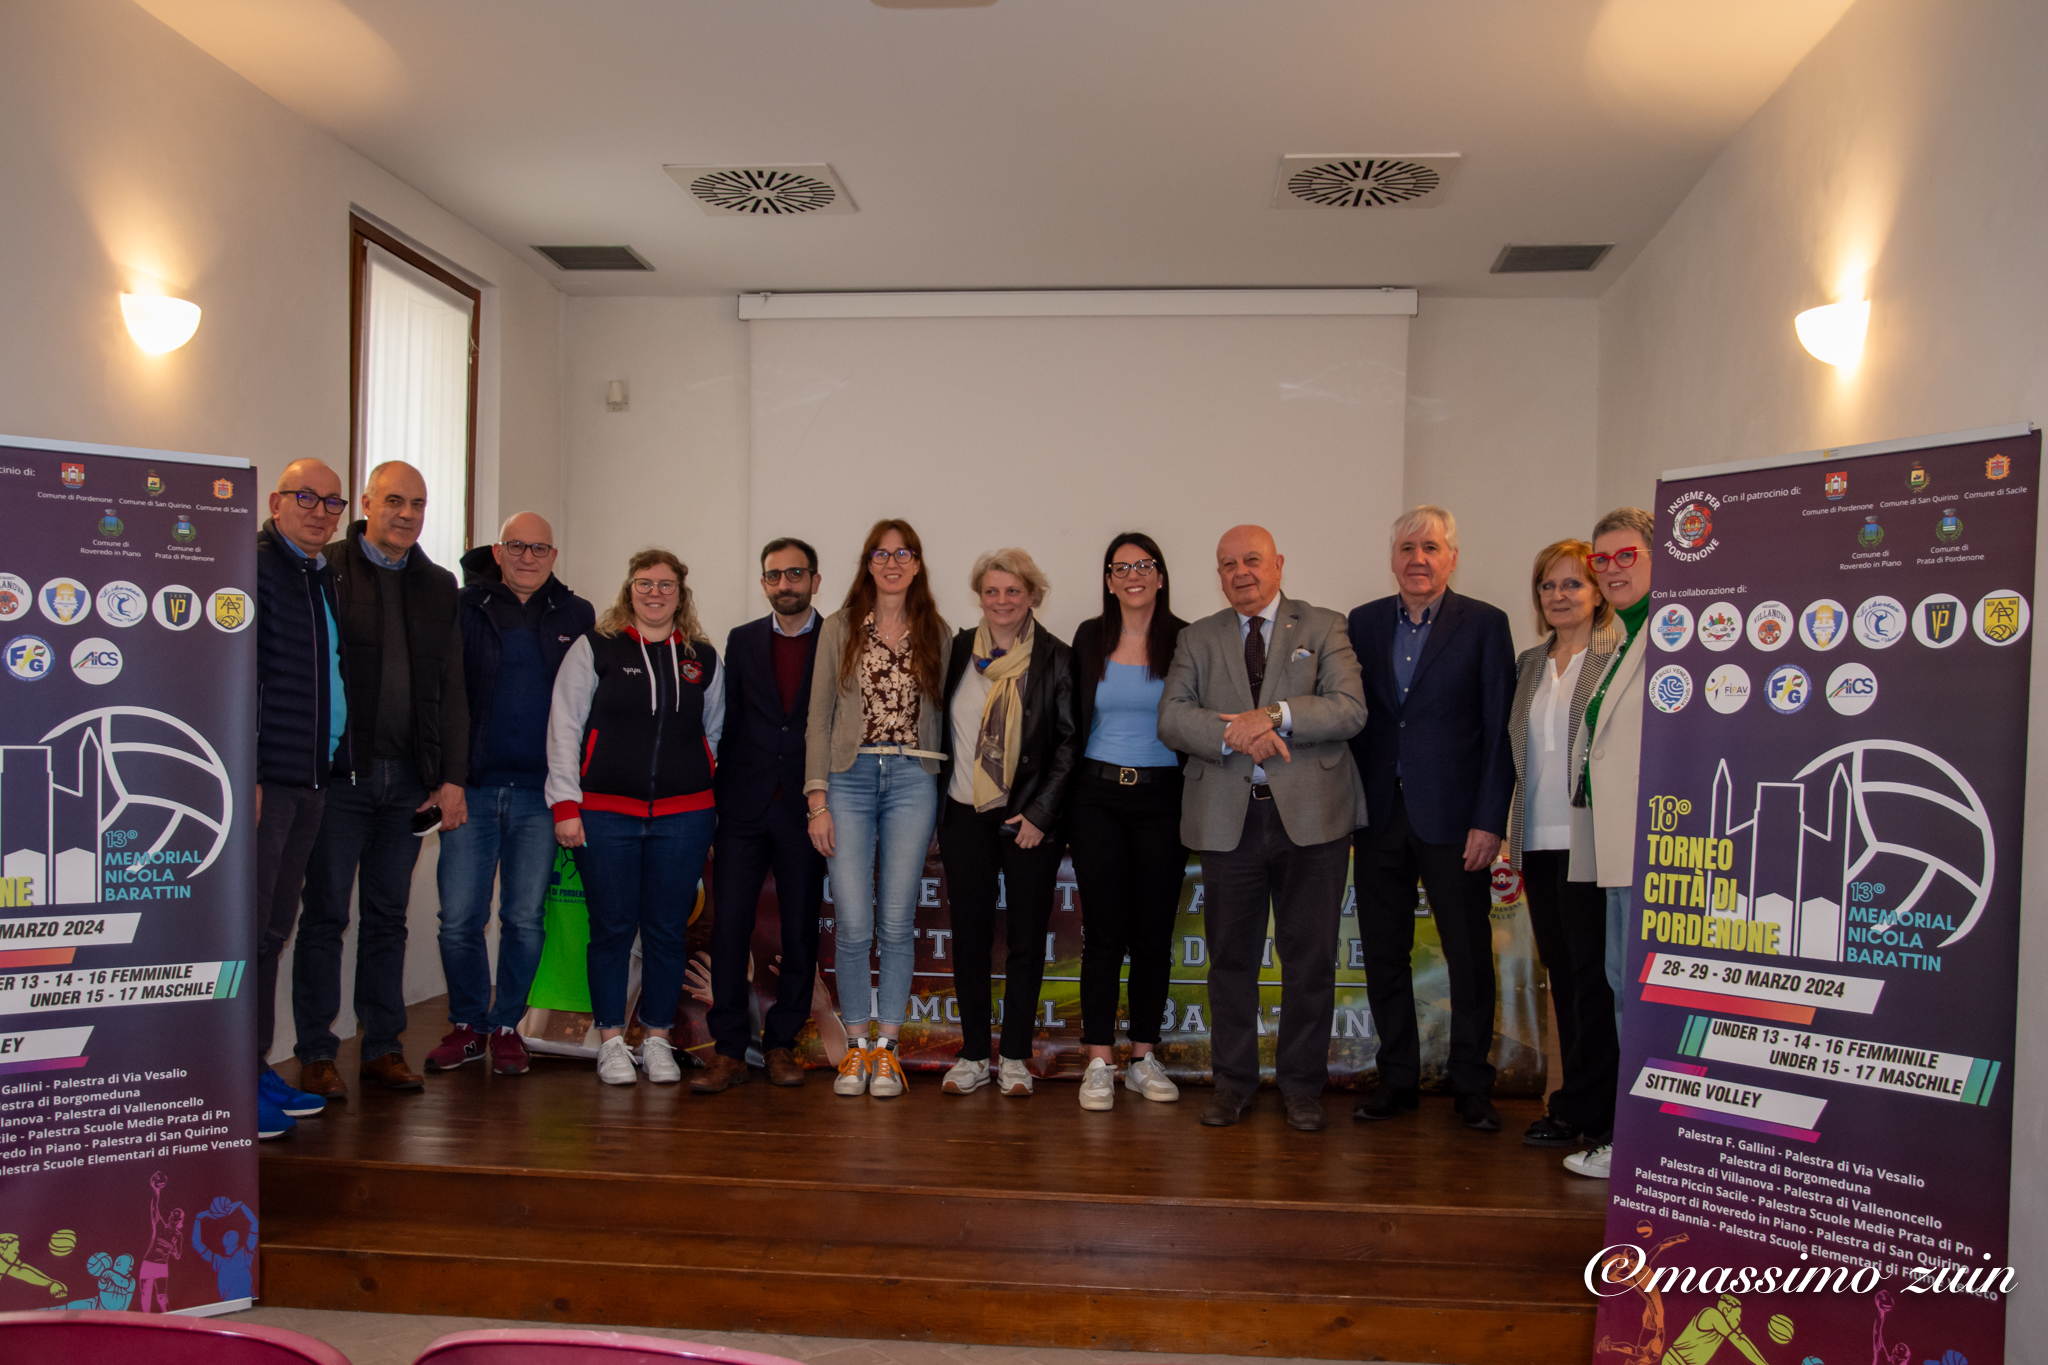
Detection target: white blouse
<box><xmin>1524</xmin><ymin>647</ymin><xmax>1587</xmax><ymax>852</ymax></box>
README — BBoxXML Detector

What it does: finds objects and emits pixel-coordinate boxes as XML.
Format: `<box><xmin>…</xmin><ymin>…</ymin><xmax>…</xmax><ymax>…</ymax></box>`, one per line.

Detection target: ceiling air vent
<box><xmin>1272</xmin><ymin>154</ymin><xmax>1461</xmax><ymax>209</ymax></box>
<box><xmin>531</xmin><ymin>245</ymin><xmax>653</xmax><ymax>272</ymax></box>
<box><xmin>1491</xmin><ymin>243</ymin><xmax>1615</xmax><ymax>273</ymax></box>
<box><xmin>664</xmin><ymin>164</ymin><xmax>858</xmax><ymax>216</ymax></box>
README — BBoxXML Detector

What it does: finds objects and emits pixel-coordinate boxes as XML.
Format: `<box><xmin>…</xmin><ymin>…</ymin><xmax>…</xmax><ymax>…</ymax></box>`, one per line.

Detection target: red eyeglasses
<box><xmin>1587</xmin><ymin>547</ymin><xmax>1642</xmax><ymax>572</ymax></box>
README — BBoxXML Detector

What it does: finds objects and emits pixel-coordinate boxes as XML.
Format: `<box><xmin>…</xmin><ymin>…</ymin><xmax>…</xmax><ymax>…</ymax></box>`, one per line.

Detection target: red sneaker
<box><xmin>489</xmin><ymin>1027</ymin><xmax>530</xmax><ymax>1077</ymax></box>
<box><xmin>425</xmin><ymin>1024</ymin><xmax>483</xmax><ymax>1072</ymax></box>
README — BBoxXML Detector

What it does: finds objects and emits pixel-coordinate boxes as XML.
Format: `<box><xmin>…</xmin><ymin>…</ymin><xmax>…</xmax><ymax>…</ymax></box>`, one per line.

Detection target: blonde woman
<box><xmin>546</xmin><ymin>549</ymin><xmax>723</xmax><ymax>1087</ymax></box>
<box><xmin>934</xmin><ymin>549</ymin><xmax>1079</xmax><ymax>1098</ymax></box>
<box><xmin>805</xmin><ymin>520</ymin><xmax>952</xmax><ymax>1098</ymax></box>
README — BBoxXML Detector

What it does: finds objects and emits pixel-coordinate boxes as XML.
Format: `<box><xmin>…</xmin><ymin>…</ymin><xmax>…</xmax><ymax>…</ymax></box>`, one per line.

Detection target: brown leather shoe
<box><xmin>298</xmin><ymin>1059</ymin><xmax>347</xmax><ymax>1100</ymax></box>
<box><xmin>359</xmin><ymin>1052</ymin><xmax>425</xmax><ymax>1092</ymax></box>
<box><xmin>764</xmin><ymin>1047</ymin><xmax>804</xmax><ymax>1088</ymax></box>
<box><xmin>691</xmin><ymin>1052</ymin><xmax>750</xmax><ymax>1093</ymax></box>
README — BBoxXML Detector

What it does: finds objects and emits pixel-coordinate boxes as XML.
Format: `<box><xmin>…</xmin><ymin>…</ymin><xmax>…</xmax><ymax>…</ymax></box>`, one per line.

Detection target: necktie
<box><xmin>1243</xmin><ymin>616</ymin><xmax>1266</xmax><ymax>703</ymax></box>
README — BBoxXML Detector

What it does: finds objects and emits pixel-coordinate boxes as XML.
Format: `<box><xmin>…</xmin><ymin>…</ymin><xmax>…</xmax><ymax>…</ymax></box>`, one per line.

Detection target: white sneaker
<box><xmin>596</xmin><ymin>1035</ymin><xmax>637</xmax><ymax>1086</ymax></box>
<box><xmin>833</xmin><ymin>1045</ymin><xmax>871</xmax><ymax>1096</ymax></box>
<box><xmin>1565</xmin><ymin>1143</ymin><xmax>1613</xmax><ymax>1179</ymax></box>
<box><xmin>998</xmin><ymin>1058</ymin><xmax>1034</xmax><ymax>1096</ymax></box>
<box><xmin>1124</xmin><ymin>1053</ymin><xmax>1180</xmax><ymax>1103</ymax></box>
<box><xmin>868</xmin><ymin>1046</ymin><xmax>908</xmax><ymax>1098</ymax></box>
<box><xmin>641</xmin><ymin>1035</ymin><xmax>682</xmax><ymax>1084</ymax></box>
<box><xmin>1078</xmin><ymin>1058</ymin><xmax>1115</xmax><ymax>1111</ymax></box>
<box><xmin>942</xmin><ymin>1057</ymin><xmax>992</xmax><ymax>1094</ymax></box>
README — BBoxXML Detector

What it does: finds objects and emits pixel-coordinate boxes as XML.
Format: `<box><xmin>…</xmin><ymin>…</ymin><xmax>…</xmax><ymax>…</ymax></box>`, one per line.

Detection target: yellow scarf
<box><xmin>970</xmin><ymin>618</ymin><xmax>1032</xmax><ymax>813</ymax></box>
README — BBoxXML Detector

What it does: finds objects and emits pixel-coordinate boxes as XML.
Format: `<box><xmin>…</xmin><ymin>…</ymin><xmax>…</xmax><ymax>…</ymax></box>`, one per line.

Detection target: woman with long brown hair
<box><xmin>803</xmin><ymin>520</ymin><xmax>952</xmax><ymax>1098</ymax></box>
<box><xmin>547</xmin><ymin>548</ymin><xmax>723</xmax><ymax>1087</ymax></box>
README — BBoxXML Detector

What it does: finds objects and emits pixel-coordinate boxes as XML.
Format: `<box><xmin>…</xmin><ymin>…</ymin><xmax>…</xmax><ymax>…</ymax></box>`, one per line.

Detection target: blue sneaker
<box><xmin>259</xmin><ymin>1067</ymin><xmax>328</xmax><ymax>1117</ymax></box>
<box><xmin>257</xmin><ymin>1095</ymin><xmax>296</xmax><ymax>1141</ymax></box>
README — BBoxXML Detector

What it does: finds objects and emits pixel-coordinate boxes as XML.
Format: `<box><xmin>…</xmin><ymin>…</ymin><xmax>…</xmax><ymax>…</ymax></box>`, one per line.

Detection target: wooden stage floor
<box><xmin>259</xmin><ymin>999</ymin><xmax>1608</xmax><ymax>1365</ymax></box>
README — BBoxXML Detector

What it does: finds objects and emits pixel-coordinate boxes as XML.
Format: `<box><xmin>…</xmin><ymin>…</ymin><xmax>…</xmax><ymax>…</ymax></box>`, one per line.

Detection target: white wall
<box><xmin>0</xmin><ymin>0</ymin><xmax>569</xmax><ymax>1055</ymax></box>
<box><xmin>1595</xmin><ymin>0</ymin><xmax>2048</xmax><ymax>1345</ymax></box>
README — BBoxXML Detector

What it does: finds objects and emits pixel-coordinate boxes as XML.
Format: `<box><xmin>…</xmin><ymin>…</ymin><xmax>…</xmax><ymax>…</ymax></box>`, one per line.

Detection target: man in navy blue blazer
<box><xmin>1347</xmin><ymin>506</ymin><xmax>1516</xmax><ymax>1131</ymax></box>
<box><xmin>700</xmin><ymin>538</ymin><xmax>828</xmax><ymax>1092</ymax></box>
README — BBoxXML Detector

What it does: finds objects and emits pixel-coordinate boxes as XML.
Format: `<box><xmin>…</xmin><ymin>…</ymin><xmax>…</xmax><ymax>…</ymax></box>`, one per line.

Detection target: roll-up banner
<box><xmin>1596</xmin><ymin>425</ymin><xmax>2036</xmax><ymax>1364</ymax></box>
<box><xmin>0</xmin><ymin>436</ymin><xmax>258</xmax><ymax>1315</ymax></box>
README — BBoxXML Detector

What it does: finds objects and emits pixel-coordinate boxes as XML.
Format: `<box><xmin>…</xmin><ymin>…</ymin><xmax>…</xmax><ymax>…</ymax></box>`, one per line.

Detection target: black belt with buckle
<box><xmin>1084</xmin><ymin>759</ymin><xmax>1178</xmax><ymax>786</ymax></box>
<box><xmin>1250</xmin><ymin>783</ymin><xmax>1274</xmax><ymax>801</ymax></box>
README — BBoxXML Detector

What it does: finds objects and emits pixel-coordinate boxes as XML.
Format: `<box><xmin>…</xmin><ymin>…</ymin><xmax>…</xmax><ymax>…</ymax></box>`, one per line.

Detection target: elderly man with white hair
<box><xmin>1346</xmin><ymin>505</ymin><xmax>1517</xmax><ymax>1133</ymax></box>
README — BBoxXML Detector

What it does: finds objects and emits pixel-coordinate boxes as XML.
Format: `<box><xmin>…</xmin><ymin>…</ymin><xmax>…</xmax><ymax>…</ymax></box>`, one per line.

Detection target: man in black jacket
<box><xmin>292</xmin><ymin>460</ymin><xmax>469</xmax><ymax>1098</ymax></box>
<box><xmin>698</xmin><ymin>537</ymin><xmax>827</xmax><ymax>1092</ymax></box>
<box><xmin>426</xmin><ymin>513</ymin><xmax>593</xmax><ymax>1079</ymax></box>
<box><xmin>253</xmin><ymin>458</ymin><xmax>352</xmax><ymax>1139</ymax></box>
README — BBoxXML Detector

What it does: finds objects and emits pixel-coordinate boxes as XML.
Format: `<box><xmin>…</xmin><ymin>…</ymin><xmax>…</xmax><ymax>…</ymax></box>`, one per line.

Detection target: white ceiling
<box><xmin>134</xmin><ymin>0</ymin><xmax>1859</xmax><ymax>298</ymax></box>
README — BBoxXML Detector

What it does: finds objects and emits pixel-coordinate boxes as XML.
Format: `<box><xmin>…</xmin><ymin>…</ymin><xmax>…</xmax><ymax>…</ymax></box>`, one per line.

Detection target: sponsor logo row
<box><xmin>0</xmin><ymin>574</ymin><xmax>248</xmax><ymax>634</ymax></box>
<box><xmin>1650</xmin><ymin>590</ymin><xmax>2027</xmax><ymax>654</ymax></box>
<box><xmin>1649</xmin><ymin>661</ymin><xmax>1875</xmax><ymax>718</ymax></box>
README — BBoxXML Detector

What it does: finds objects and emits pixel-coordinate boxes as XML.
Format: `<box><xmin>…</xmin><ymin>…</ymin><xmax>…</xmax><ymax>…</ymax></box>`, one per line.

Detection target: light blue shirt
<box><xmin>1224</xmin><ymin>596</ymin><xmax>1293</xmax><ymax>784</ymax></box>
<box><xmin>358</xmin><ymin>533</ymin><xmax>410</xmax><ymax>570</ymax></box>
<box><xmin>1086</xmin><ymin>662</ymin><xmax>1177</xmax><ymax>767</ymax></box>
<box><xmin>772</xmin><ymin>607</ymin><xmax>819</xmax><ymax>636</ymax></box>
<box><xmin>279</xmin><ymin>534</ymin><xmax>347</xmax><ymax>762</ymax></box>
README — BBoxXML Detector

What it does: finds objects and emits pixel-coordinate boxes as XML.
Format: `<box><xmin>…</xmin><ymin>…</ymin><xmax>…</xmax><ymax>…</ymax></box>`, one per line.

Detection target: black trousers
<box><xmin>708</xmin><ymin>795</ymin><xmax>826</xmax><ymax>1058</ymax></box>
<box><xmin>1355</xmin><ymin>794</ymin><xmax>1498</xmax><ymax>1096</ymax></box>
<box><xmin>1521</xmin><ymin>848</ymin><xmax>1617</xmax><ymax>1139</ymax></box>
<box><xmin>1068</xmin><ymin>769</ymin><xmax>1186</xmax><ymax>1046</ymax></box>
<box><xmin>254</xmin><ymin>782</ymin><xmax>327</xmax><ymax>1068</ymax></box>
<box><xmin>937</xmin><ymin>798</ymin><xmax>1061</xmax><ymax>1062</ymax></box>
<box><xmin>1198</xmin><ymin>794</ymin><xmax>1350</xmax><ymax>1099</ymax></box>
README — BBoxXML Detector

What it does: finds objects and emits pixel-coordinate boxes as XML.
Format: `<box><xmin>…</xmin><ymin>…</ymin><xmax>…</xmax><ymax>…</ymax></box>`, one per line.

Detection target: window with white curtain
<box><xmin>351</xmin><ymin>219</ymin><xmax>479</xmax><ymax>572</ymax></box>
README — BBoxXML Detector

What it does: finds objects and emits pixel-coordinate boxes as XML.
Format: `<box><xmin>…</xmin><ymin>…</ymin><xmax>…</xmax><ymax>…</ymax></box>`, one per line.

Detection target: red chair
<box><xmin>0</xmin><ymin>1309</ymin><xmax>352</xmax><ymax>1364</ymax></box>
<box><xmin>414</xmin><ymin>1330</ymin><xmax>808</xmax><ymax>1365</ymax></box>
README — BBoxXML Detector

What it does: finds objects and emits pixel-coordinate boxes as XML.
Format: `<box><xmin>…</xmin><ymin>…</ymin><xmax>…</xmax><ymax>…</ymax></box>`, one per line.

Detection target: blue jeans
<box><xmin>1606</xmin><ymin>887</ymin><xmax>1631</xmax><ymax>1035</ymax></box>
<box><xmin>435</xmin><ymin>785</ymin><xmax>554</xmax><ymax>1032</ymax></box>
<box><xmin>574</xmin><ymin>808</ymin><xmax>715</xmax><ymax>1030</ymax></box>
<box><xmin>827</xmin><ymin>753</ymin><xmax>938</xmax><ymax>1030</ymax></box>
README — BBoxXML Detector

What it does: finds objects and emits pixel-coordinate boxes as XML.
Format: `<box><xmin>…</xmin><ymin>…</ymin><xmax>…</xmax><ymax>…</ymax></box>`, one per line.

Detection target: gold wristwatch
<box><xmin>1263</xmin><ymin>702</ymin><xmax>1284</xmax><ymax>730</ymax></box>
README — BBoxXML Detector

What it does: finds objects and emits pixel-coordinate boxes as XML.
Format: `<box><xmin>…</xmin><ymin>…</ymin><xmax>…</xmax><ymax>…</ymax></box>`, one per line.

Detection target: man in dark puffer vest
<box><xmin>253</xmin><ymin>458</ymin><xmax>353</xmax><ymax>1140</ymax></box>
<box><xmin>293</xmin><ymin>460</ymin><xmax>469</xmax><ymax>1099</ymax></box>
<box><xmin>424</xmin><ymin>513</ymin><xmax>593</xmax><ymax>1079</ymax></box>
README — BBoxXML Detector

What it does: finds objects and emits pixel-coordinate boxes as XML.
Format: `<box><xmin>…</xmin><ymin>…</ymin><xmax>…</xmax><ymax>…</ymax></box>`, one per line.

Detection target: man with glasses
<box><xmin>699</xmin><ymin>538</ymin><xmax>828</xmax><ymax>1091</ymax></box>
<box><xmin>294</xmin><ymin>460</ymin><xmax>469</xmax><ymax>1098</ymax></box>
<box><xmin>424</xmin><ymin>514</ymin><xmax>595</xmax><ymax>1078</ymax></box>
<box><xmin>252</xmin><ymin>459</ymin><xmax>354</xmax><ymax>1138</ymax></box>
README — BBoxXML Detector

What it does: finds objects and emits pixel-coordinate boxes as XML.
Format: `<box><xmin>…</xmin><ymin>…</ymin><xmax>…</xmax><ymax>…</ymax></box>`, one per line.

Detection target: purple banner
<box><xmin>0</xmin><ymin>439</ymin><xmax>258</xmax><ymax>1313</ymax></box>
<box><xmin>1594</xmin><ymin>430</ymin><xmax>2035</xmax><ymax>1364</ymax></box>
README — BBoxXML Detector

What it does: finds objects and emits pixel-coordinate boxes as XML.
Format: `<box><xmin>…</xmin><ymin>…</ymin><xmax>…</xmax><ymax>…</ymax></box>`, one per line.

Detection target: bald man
<box><xmin>426</xmin><ymin>513</ymin><xmax>593</xmax><ymax>1078</ymax></box>
<box><xmin>294</xmin><ymin>460</ymin><xmax>469</xmax><ymax>1097</ymax></box>
<box><xmin>1158</xmin><ymin>525</ymin><xmax>1366</xmax><ymax>1130</ymax></box>
<box><xmin>252</xmin><ymin>457</ymin><xmax>353</xmax><ymax>1138</ymax></box>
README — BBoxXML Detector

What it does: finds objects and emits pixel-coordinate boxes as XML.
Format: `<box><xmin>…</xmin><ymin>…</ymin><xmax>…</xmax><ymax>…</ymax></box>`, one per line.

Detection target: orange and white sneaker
<box><xmin>833</xmin><ymin>1044</ymin><xmax>871</xmax><ymax>1096</ymax></box>
<box><xmin>868</xmin><ymin>1045</ymin><xmax>908</xmax><ymax>1098</ymax></box>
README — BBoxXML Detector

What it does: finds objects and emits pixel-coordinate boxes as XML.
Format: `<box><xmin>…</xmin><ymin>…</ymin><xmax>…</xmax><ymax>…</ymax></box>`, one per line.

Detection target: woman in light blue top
<box><xmin>1065</xmin><ymin>532</ymin><xmax>1191</xmax><ymax>1112</ymax></box>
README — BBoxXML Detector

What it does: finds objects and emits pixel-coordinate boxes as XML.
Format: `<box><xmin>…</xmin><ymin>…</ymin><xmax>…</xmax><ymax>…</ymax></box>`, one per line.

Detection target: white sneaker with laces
<box><xmin>596</xmin><ymin>1035</ymin><xmax>638</xmax><ymax>1086</ymax></box>
<box><xmin>641</xmin><ymin>1035</ymin><xmax>682</xmax><ymax>1084</ymax></box>
<box><xmin>1565</xmin><ymin>1143</ymin><xmax>1612</xmax><ymax>1179</ymax></box>
<box><xmin>998</xmin><ymin>1058</ymin><xmax>1034</xmax><ymax>1096</ymax></box>
<box><xmin>942</xmin><ymin>1057</ymin><xmax>992</xmax><ymax>1094</ymax></box>
<box><xmin>1124</xmin><ymin>1053</ymin><xmax>1180</xmax><ymax>1102</ymax></box>
<box><xmin>1078</xmin><ymin>1058</ymin><xmax>1115</xmax><ymax>1111</ymax></box>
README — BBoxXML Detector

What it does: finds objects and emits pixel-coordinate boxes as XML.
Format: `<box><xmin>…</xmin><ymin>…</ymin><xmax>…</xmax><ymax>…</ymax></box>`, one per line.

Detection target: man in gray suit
<box><xmin>1160</xmin><ymin>525</ymin><xmax>1368</xmax><ymax>1131</ymax></box>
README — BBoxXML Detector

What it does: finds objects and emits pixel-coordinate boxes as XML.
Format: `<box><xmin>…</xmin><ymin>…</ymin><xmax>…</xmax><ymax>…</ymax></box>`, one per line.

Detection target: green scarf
<box><xmin>1575</xmin><ymin>596</ymin><xmax>1651</xmax><ymax>805</ymax></box>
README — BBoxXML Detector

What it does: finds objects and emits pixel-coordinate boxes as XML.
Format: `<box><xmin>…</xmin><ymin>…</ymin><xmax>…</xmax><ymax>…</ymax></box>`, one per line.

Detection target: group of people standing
<box><xmin>251</xmin><ymin>456</ymin><xmax>1661</xmax><ymax>1185</ymax></box>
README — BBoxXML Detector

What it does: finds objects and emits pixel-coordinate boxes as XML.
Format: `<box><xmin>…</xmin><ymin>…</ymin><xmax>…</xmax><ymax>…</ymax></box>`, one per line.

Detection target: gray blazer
<box><xmin>1505</xmin><ymin>619</ymin><xmax>1621</xmax><ymax>870</ymax></box>
<box><xmin>803</xmin><ymin>607</ymin><xmax>954</xmax><ymax>795</ymax></box>
<box><xmin>1158</xmin><ymin>594</ymin><xmax>1368</xmax><ymax>852</ymax></box>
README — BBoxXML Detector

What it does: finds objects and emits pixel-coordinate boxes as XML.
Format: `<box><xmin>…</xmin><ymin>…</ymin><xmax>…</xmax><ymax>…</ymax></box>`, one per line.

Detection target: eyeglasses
<box><xmin>761</xmin><ymin>567</ymin><xmax>812</xmax><ymax>584</ymax></box>
<box><xmin>1539</xmin><ymin>578</ymin><xmax>1589</xmax><ymax>596</ymax></box>
<box><xmin>869</xmin><ymin>548</ymin><xmax>920</xmax><ymax>566</ymax></box>
<box><xmin>1587</xmin><ymin>547</ymin><xmax>1642</xmax><ymax>572</ymax></box>
<box><xmin>500</xmin><ymin>540</ymin><xmax>555</xmax><ymax>559</ymax></box>
<box><xmin>1107</xmin><ymin>559</ymin><xmax>1159</xmax><ymax>580</ymax></box>
<box><xmin>290</xmin><ymin>489</ymin><xmax>349</xmax><ymax>515</ymax></box>
<box><xmin>631</xmin><ymin>578</ymin><xmax>680</xmax><ymax>596</ymax></box>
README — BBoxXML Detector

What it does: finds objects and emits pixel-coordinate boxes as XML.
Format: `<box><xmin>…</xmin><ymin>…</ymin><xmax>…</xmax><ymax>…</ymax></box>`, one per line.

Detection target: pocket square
<box><xmin>1291</xmin><ymin>647</ymin><xmax>1312</xmax><ymax>660</ymax></box>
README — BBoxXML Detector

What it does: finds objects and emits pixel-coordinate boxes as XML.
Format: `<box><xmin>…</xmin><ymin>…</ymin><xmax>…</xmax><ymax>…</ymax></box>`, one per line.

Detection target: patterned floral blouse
<box><xmin>859</xmin><ymin>613</ymin><xmax>922</xmax><ymax>744</ymax></box>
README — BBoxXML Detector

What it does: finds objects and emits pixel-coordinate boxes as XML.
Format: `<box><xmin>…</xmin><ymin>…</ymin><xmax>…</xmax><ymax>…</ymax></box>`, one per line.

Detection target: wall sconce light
<box><xmin>120</xmin><ymin>293</ymin><xmax>202</xmax><ymax>354</ymax></box>
<box><xmin>606</xmin><ymin>380</ymin><xmax>629</xmax><ymax>411</ymax></box>
<box><xmin>1794</xmin><ymin>299</ymin><xmax>1869</xmax><ymax>367</ymax></box>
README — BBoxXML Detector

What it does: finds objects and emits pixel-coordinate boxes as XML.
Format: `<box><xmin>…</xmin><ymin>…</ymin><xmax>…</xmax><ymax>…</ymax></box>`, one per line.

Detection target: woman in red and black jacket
<box><xmin>546</xmin><ymin>548</ymin><xmax>724</xmax><ymax>1089</ymax></box>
